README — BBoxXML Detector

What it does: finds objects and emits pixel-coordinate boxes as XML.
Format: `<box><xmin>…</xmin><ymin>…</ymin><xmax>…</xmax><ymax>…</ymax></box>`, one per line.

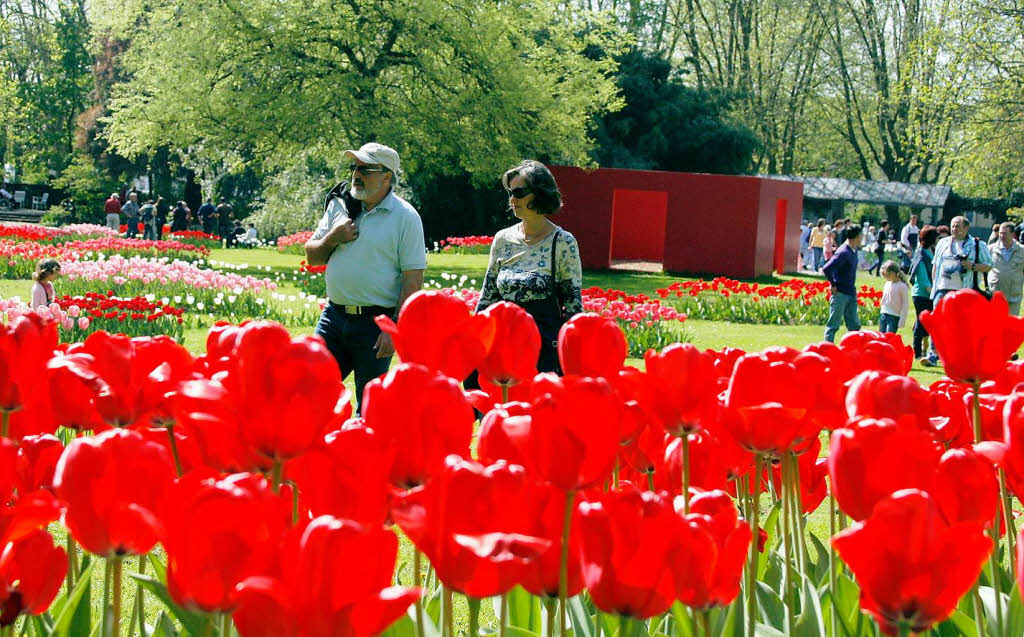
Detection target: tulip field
<box><xmin>5</xmin><ymin>226</ymin><xmax>1024</xmax><ymax>637</ymax></box>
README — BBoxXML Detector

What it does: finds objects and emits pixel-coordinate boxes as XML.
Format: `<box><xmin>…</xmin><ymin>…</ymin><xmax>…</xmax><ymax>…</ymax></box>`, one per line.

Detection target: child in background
<box><xmin>823</xmin><ymin>228</ymin><xmax>836</xmax><ymax>261</ymax></box>
<box><xmin>879</xmin><ymin>260</ymin><xmax>910</xmax><ymax>334</ymax></box>
<box><xmin>30</xmin><ymin>258</ymin><xmax>61</xmax><ymax>308</ymax></box>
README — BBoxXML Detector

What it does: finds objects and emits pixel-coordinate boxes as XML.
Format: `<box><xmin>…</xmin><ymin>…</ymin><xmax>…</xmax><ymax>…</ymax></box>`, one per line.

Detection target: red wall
<box><xmin>611</xmin><ymin>189</ymin><xmax>667</xmax><ymax>261</ymax></box>
<box><xmin>548</xmin><ymin>165</ymin><xmax>804</xmax><ymax>279</ymax></box>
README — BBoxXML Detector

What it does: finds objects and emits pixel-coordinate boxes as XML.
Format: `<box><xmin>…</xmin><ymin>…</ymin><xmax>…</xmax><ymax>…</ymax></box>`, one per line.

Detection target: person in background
<box><xmin>240</xmin><ymin>223</ymin><xmax>259</xmax><ymax>247</ymax></box>
<box><xmin>878</xmin><ymin>260</ymin><xmax>910</xmax><ymax>334</ymax></box>
<box><xmin>936</xmin><ymin>225</ymin><xmax>951</xmax><ymax>239</ymax></box>
<box><xmin>809</xmin><ymin>219</ymin><xmax>827</xmax><ymax>270</ymax></box>
<box><xmin>155</xmin><ymin>196</ymin><xmax>170</xmax><ymax>239</ymax></box>
<box><xmin>900</xmin><ymin>214</ymin><xmax>920</xmax><ymax>270</ymax></box>
<box><xmin>170</xmin><ymin>201</ymin><xmax>190</xmax><ymax>232</ymax></box>
<box><xmin>799</xmin><ymin>222</ymin><xmax>811</xmax><ymax>270</ymax></box>
<box><xmin>922</xmin><ymin>215</ymin><xmax>992</xmax><ymax>366</ymax></box>
<box><xmin>0</xmin><ymin>186</ymin><xmax>14</xmax><ymax>206</ymax></box>
<box><xmin>139</xmin><ymin>199</ymin><xmax>155</xmax><ymax>240</ymax></box>
<box><xmin>835</xmin><ymin>219</ymin><xmax>848</xmax><ymax>245</ymax></box>
<box><xmin>909</xmin><ymin>226</ymin><xmax>938</xmax><ymax>358</ymax></box>
<box><xmin>104</xmin><ymin>192</ymin><xmax>121</xmax><ymax>231</ymax></box>
<box><xmin>198</xmin><ymin>198</ymin><xmax>217</xmax><ymax>234</ymax></box>
<box><xmin>822</xmin><ymin>224</ymin><xmax>864</xmax><ymax>342</ymax></box>
<box><xmin>988</xmin><ymin>221</ymin><xmax>1024</xmax><ymax>316</ymax></box>
<box><xmin>476</xmin><ymin>159</ymin><xmax>583</xmax><ymax>374</ymax></box>
<box><xmin>121</xmin><ymin>192</ymin><xmax>140</xmax><ymax>238</ymax></box>
<box><xmin>823</xmin><ymin>227</ymin><xmax>836</xmax><ymax>262</ymax></box>
<box><xmin>989</xmin><ymin>223</ymin><xmax>1001</xmax><ymax>244</ymax></box>
<box><xmin>304</xmin><ymin>142</ymin><xmax>426</xmax><ymax>414</ymax></box>
<box><xmin>869</xmin><ymin>221</ymin><xmax>893</xmax><ymax>276</ymax></box>
<box><xmin>30</xmin><ymin>259</ymin><xmax>61</xmax><ymax>308</ymax></box>
<box><xmin>217</xmin><ymin>200</ymin><xmax>235</xmax><ymax>246</ymax></box>
<box><xmin>862</xmin><ymin>224</ymin><xmax>878</xmax><ymax>270</ymax></box>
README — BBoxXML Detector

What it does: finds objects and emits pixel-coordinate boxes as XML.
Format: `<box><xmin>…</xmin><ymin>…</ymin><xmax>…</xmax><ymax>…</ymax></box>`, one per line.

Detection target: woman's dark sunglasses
<box><xmin>349</xmin><ymin>164</ymin><xmax>389</xmax><ymax>175</ymax></box>
<box><xmin>507</xmin><ymin>186</ymin><xmax>532</xmax><ymax>199</ymax></box>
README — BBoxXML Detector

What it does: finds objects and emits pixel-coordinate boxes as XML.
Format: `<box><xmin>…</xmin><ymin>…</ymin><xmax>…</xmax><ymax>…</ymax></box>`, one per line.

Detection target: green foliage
<box><xmin>246</xmin><ymin>152</ymin><xmax>332</xmax><ymax>240</ymax></box>
<box><xmin>51</xmin><ymin>152</ymin><xmax>119</xmax><ymax>224</ymax></box>
<box><xmin>104</xmin><ymin>0</ymin><xmax>626</xmax><ymax>180</ymax></box>
<box><xmin>590</xmin><ymin>49</ymin><xmax>759</xmax><ymax>174</ymax></box>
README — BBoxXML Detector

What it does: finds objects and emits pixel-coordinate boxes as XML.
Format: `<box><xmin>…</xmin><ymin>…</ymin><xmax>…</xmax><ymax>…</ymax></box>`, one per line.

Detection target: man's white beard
<box><xmin>350</xmin><ymin>186</ymin><xmax>367</xmax><ymax>200</ymax></box>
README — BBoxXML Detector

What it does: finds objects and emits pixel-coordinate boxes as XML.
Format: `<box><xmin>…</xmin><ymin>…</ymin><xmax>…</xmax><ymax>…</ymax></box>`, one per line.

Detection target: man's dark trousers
<box><xmin>314</xmin><ymin>304</ymin><xmax>392</xmax><ymax>415</ymax></box>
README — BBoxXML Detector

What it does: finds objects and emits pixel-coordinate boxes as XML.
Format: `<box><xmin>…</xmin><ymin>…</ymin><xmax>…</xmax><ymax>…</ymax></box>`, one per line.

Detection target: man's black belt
<box><xmin>328</xmin><ymin>301</ymin><xmax>395</xmax><ymax>317</ymax></box>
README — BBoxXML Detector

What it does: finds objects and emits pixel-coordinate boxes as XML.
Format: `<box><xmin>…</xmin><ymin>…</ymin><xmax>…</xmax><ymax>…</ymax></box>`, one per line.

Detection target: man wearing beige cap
<box><xmin>305</xmin><ymin>142</ymin><xmax>426</xmax><ymax>413</ymax></box>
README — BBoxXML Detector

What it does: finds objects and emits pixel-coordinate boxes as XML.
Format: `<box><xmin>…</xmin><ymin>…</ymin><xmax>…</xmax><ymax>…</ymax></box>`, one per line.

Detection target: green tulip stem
<box><xmin>698</xmin><ymin>611</ymin><xmax>711</xmax><ymax>637</ymax></box>
<box><xmin>1000</xmin><ymin>469</ymin><xmax>1018</xmax><ymax>574</ymax></box>
<box><xmin>102</xmin><ymin>557</ymin><xmax>113</xmax><ymax>637</ymax></box>
<box><xmin>499</xmin><ymin>593</ymin><xmax>508</xmax><ymax>637</ymax></box>
<box><xmin>973</xmin><ymin>585</ymin><xmax>986</xmax><ymax>637</ymax></box>
<box><xmin>559</xmin><ymin>489</ymin><xmax>577</xmax><ymax>637</ymax></box>
<box><xmin>201</xmin><ymin>617</ymin><xmax>214</xmax><ymax>637</ymax></box>
<box><xmin>973</xmin><ymin>384</ymin><xmax>1004</xmax><ymax>637</ymax></box>
<box><xmin>0</xmin><ymin>410</ymin><xmax>8</xmax><ymax>438</ymax></box>
<box><xmin>646</xmin><ymin>472</ymin><xmax>655</xmax><ymax>492</ymax></box>
<box><xmin>501</xmin><ymin>384</ymin><xmax>509</xmax><ymax>405</ymax></box>
<box><xmin>468</xmin><ymin>596</ymin><xmax>481</xmax><ymax>637</ymax></box>
<box><xmin>111</xmin><ymin>557</ymin><xmax>123</xmax><ymax>637</ymax></box>
<box><xmin>746</xmin><ymin>455</ymin><xmax>763</xmax><ymax>637</ymax></box>
<box><xmin>612</xmin><ymin>459</ymin><xmax>619</xmax><ymax>491</ymax></box>
<box><xmin>66</xmin><ymin>537</ymin><xmax>78</xmax><ymax>593</ymax></box>
<box><xmin>165</xmin><ymin>423</ymin><xmax>183</xmax><ymax>476</ymax></box>
<box><xmin>443</xmin><ymin>587</ymin><xmax>454</xmax><ymax>637</ymax></box>
<box><xmin>787</xmin><ymin>452</ymin><xmax>808</xmax><ymax>573</ymax></box>
<box><xmin>780</xmin><ymin>455</ymin><xmax>796</xmax><ymax>634</ymax></box>
<box><xmin>221</xmin><ymin>614</ymin><xmax>232</xmax><ymax>637</ymax></box>
<box><xmin>681</xmin><ymin>434</ymin><xmax>691</xmax><ymax>514</ymax></box>
<box><xmin>619</xmin><ymin>614</ymin><xmax>628</xmax><ymax>637</ymax></box>
<box><xmin>829</xmin><ymin>489</ymin><xmax>839</xmax><ymax>637</ymax></box>
<box><xmin>271</xmin><ymin>460</ymin><xmax>283</xmax><ymax>495</ymax></box>
<box><xmin>413</xmin><ymin>551</ymin><xmax>425</xmax><ymax>637</ymax></box>
<box><xmin>897</xmin><ymin>622</ymin><xmax>910</xmax><ymax>637</ymax></box>
<box><xmin>545</xmin><ymin>598</ymin><xmax>556</xmax><ymax>637</ymax></box>
<box><xmin>133</xmin><ymin>554</ymin><xmax>147</xmax><ymax>637</ymax></box>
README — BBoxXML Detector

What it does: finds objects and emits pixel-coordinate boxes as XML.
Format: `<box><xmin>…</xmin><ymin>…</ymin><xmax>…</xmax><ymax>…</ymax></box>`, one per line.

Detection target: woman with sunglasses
<box><xmin>476</xmin><ymin>160</ymin><xmax>583</xmax><ymax>374</ymax></box>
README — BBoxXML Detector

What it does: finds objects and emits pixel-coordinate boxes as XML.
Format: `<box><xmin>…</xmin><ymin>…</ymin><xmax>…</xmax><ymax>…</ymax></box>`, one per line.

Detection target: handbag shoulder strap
<box><xmin>549</xmin><ymin>228</ymin><xmax>560</xmax><ymax>298</ymax></box>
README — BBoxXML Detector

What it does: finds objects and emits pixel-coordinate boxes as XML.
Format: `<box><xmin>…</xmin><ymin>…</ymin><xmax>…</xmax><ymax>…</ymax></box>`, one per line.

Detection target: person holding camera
<box><xmin>921</xmin><ymin>215</ymin><xmax>992</xmax><ymax>366</ymax></box>
<box><xmin>304</xmin><ymin>143</ymin><xmax>426</xmax><ymax>414</ymax></box>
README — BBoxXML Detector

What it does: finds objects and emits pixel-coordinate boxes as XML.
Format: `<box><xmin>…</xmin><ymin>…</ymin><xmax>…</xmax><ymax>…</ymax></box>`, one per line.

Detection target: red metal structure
<box><xmin>547</xmin><ymin>166</ymin><xmax>804</xmax><ymax>279</ymax></box>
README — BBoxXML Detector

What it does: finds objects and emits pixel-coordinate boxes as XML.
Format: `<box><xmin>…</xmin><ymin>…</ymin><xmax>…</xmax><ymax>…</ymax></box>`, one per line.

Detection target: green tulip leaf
<box><xmin>51</xmin><ymin>561</ymin><xmax>95</xmax><ymax>637</ymax></box>
<box><xmin>151</xmin><ymin>612</ymin><xmax>182</xmax><ymax>637</ymax></box>
<box><xmin>129</xmin><ymin>573</ymin><xmax>206</xmax><ymax>636</ymax></box>
<box><xmin>793</xmin><ymin>572</ymin><xmax>826</xmax><ymax>637</ymax></box>
<box><xmin>567</xmin><ymin>595</ymin><xmax>595</xmax><ymax>637</ymax></box>
<box><xmin>755</xmin><ymin>581</ymin><xmax>785</xmax><ymax>629</ymax></box>
<box><xmin>669</xmin><ymin>602</ymin><xmax>695</xmax><ymax>637</ymax></box>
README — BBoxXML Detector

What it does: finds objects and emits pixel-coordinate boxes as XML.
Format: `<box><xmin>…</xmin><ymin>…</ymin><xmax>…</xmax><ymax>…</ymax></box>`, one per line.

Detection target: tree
<box><xmin>590</xmin><ymin>49</ymin><xmax>759</xmax><ymax>174</ymax></box>
<box><xmin>104</xmin><ymin>0</ymin><xmax>626</xmax><ymax>183</ymax></box>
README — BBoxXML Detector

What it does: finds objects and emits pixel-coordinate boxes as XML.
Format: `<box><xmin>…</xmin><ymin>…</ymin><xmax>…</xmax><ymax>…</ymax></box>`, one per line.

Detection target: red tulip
<box><xmin>0</xmin><ymin>490</ymin><xmax>62</xmax><ymax>548</ymax></box>
<box><xmin>832</xmin><ymin>489</ymin><xmax>992</xmax><ymax>635</ymax></box>
<box><xmin>0</xmin><ymin>314</ymin><xmax>58</xmax><ymax>440</ymax></box>
<box><xmin>1001</xmin><ymin>392</ymin><xmax>1024</xmax><ymax>500</ymax></box>
<box><xmin>0</xmin><ymin>438</ymin><xmax>14</xmax><ymax>502</ymax></box>
<box><xmin>770</xmin><ymin>438</ymin><xmax>829</xmax><ymax>514</ymax></box>
<box><xmin>658</xmin><ymin>432</ymin><xmax>736</xmax><ymax>495</ymax></box>
<box><xmin>232</xmin><ymin>516</ymin><xmax>421</xmax><ymax>637</ymax></box>
<box><xmin>672</xmin><ymin>490</ymin><xmax>752</xmax><ymax>610</ymax></box>
<box><xmin>285</xmin><ymin>423</ymin><xmax>393</xmax><ymax>526</ymax></box>
<box><xmin>391</xmin><ymin>456</ymin><xmax>550</xmax><ymax>598</ymax></box>
<box><xmin>926</xmin><ymin>379</ymin><xmax>972</xmax><ymax>447</ymax></box>
<box><xmin>54</xmin><ymin>428</ymin><xmax>177</xmax><ymax>556</ymax></box>
<box><xmin>0</xmin><ymin>530</ymin><xmax>68</xmax><ymax>626</ymax></box>
<box><xmin>920</xmin><ymin>289</ymin><xmax>1024</xmax><ymax>384</ymax></box>
<box><xmin>228</xmin><ymin>322</ymin><xmax>347</xmax><ymax>462</ymax></box>
<box><xmin>477</xmin><ymin>402</ymin><xmax>532</xmax><ymax>468</ymax></box>
<box><xmin>518</xmin><ymin>481</ymin><xmax>585</xmax><ymax>598</ymax></box>
<box><xmin>792</xmin><ymin>351</ymin><xmax>849</xmax><ymax>431</ymax></box>
<box><xmin>837</xmin><ymin>330</ymin><xmax>913</xmax><ymax>377</ymax></box>
<box><xmin>483</xmin><ymin>375</ymin><xmax>621</xmax><ymax>490</ymax></box>
<box><xmin>963</xmin><ymin>391</ymin><xmax>1008</xmax><ymax>442</ymax></box>
<box><xmin>163</xmin><ymin>472</ymin><xmax>291</xmax><ymax>613</ymax></box>
<box><xmin>376</xmin><ymin>290</ymin><xmax>497</xmax><ymax>380</ymax></box>
<box><xmin>723</xmin><ymin>353</ymin><xmax>811</xmax><ymax>454</ymax></box>
<box><xmin>16</xmin><ymin>434</ymin><xmax>63</xmax><ymax>494</ymax></box>
<box><xmin>931</xmin><ymin>447</ymin><xmax>999</xmax><ymax>528</ymax></box>
<box><xmin>558</xmin><ymin>314</ymin><xmax>627</xmax><ymax>378</ymax></box>
<box><xmin>46</xmin><ymin>352</ymin><xmax>106</xmax><ymax>431</ymax></box>
<box><xmin>65</xmin><ymin>332</ymin><xmax>195</xmax><ymax>427</ymax></box>
<box><xmin>845</xmin><ymin>370</ymin><xmax>932</xmax><ymax>432</ymax></box>
<box><xmin>477</xmin><ymin>302</ymin><xmax>540</xmax><ymax>387</ymax></box>
<box><xmin>644</xmin><ymin>344</ymin><xmax>717</xmax><ymax>436</ymax></box>
<box><xmin>577</xmin><ymin>487</ymin><xmax>680</xmax><ymax>618</ymax></box>
<box><xmin>828</xmin><ymin>418</ymin><xmax>942</xmax><ymax>521</ymax></box>
<box><xmin>362</xmin><ymin>363</ymin><xmax>474</xmax><ymax>489</ymax></box>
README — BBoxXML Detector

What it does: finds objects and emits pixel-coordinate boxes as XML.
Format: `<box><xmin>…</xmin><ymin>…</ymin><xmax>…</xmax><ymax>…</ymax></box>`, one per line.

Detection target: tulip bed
<box><xmin>437</xmin><ymin>235</ymin><xmax>493</xmax><ymax>254</ymax></box>
<box><xmin>5</xmin><ymin>286</ymin><xmax>1024</xmax><ymax>637</ymax></box>
<box><xmin>276</xmin><ymin>231</ymin><xmax>314</xmax><ymax>254</ymax></box>
<box><xmin>656</xmin><ymin>278</ymin><xmax>884</xmax><ymax>326</ymax></box>
<box><xmin>165</xmin><ymin>231</ymin><xmax>223</xmax><ymax>250</ymax></box>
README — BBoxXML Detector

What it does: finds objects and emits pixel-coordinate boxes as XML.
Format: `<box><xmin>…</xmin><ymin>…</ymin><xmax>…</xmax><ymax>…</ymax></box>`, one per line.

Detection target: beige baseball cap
<box><xmin>344</xmin><ymin>143</ymin><xmax>400</xmax><ymax>175</ymax></box>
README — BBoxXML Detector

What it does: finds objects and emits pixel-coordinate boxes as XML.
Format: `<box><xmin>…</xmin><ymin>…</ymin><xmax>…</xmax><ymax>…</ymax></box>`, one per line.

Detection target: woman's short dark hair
<box><xmin>919</xmin><ymin>226</ymin><xmax>939</xmax><ymax>250</ymax></box>
<box><xmin>502</xmin><ymin>160</ymin><xmax>562</xmax><ymax>215</ymax></box>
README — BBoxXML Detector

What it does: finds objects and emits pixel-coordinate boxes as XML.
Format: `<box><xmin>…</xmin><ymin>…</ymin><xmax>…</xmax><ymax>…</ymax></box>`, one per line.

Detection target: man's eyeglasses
<box><xmin>507</xmin><ymin>186</ymin><xmax>532</xmax><ymax>199</ymax></box>
<box><xmin>349</xmin><ymin>164</ymin><xmax>389</xmax><ymax>175</ymax></box>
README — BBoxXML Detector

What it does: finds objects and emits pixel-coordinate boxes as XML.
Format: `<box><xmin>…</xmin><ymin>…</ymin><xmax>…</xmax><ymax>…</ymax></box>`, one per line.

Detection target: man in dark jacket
<box><xmin>822</xmin><ymin>224</ymin><xmax>864</xmax><ymax>342</ymax></box>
